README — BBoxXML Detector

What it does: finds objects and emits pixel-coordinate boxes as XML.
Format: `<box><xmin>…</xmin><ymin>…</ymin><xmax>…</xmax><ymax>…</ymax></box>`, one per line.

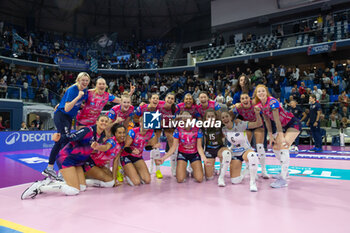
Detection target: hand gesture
<box><xmin>254</xmin><ymin>106</ymin><xmax>261</xmax><ymax>113</ymax></box>
<box><xmin>155</xmin><ymin>158</ymin><xmax>164</xmax><ymax>165</ymax></box>
<box><xmin>91</xmin><ymin>142</ymin><xmax>99</xmax><ymax>150</ymax></box>
<box><xmin>153</xmin><ymin>143</ymin><xmax>161</xmax><ymax>149</ymax></box>
<box><xmin>130</xmin><ymin>83</ymin><xmax>136</xmax><ymax>94</ymax></box>
<box><xmin>78</xmin><ymin>91</ymin><xmax>85</xmax><ymax>98</ymax></box>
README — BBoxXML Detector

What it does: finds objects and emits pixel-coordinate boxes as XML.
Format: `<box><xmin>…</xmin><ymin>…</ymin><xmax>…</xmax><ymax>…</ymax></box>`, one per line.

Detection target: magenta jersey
<box><xmin>76</xmin><ymin>90</ymin><xmax>115</xmax><ymax>126</ymax></box>
<box><xmin>197</xmin><ymin>100</ymin><xmax>221</xmax><ymax>118</ymax></box>
<box><xmin>232</xmin><ymin>102</ymin><xmax>256</xmax><ymax>122</ymax></box>
<box><xmin>176</xmin><ymin>102</ymin><xmax>200</xmax><ymax>118</ymax></box>
<box><xmin>134</xmin><ymin>104</ymin><xmax>158</xmax><ymax>117</ymax></box>
<box><xmin>256</xmin><ymin>96</ymin><xmax>294</xmax><ymax>127</ymax></box>
<box><xmin>121</xmin><ymin>127</ymin><xmax>155</xmax><ymax>158</ymax></box>
<box><xmin>108</xmin><ymin>105</ymin><xmax>134</xmax><ymax>122</ymax></box>
<box><xmin>91</xmin><ymin>136</ymin><xmax>124</xmax><ymax>167</ymax></box>
<box><xmin>157</xmin><ymin>100</ymin><xmax>178</xmax><ymax>125</ymax></box>
<box><xmin>173</xmin><ymin>127</ymin><xmax>203</xmax><ymax>154</ymax></box>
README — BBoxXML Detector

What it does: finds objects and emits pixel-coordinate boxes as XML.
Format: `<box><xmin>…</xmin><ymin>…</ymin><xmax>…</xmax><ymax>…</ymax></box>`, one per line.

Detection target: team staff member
<box><xmin>307</xmin><ymin>94</ymin><xmax>323</xmax><ymax>152</ymax></box>
<box><xmin>43</xmin><ymin>72</ymin><xmax>90</xmax><ymax>179</ymax></box>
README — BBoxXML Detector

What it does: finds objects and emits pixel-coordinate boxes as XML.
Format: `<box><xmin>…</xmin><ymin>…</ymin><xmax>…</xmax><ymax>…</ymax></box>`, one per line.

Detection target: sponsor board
<box><xmin>0</xmin><ymin>131</ymin><xmax>55</xmax><ymax>152</ymax></box>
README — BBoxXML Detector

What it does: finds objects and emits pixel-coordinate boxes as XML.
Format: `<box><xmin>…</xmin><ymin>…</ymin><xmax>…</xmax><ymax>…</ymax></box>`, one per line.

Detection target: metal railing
<box><xmin>1</xmin><ymin>85</ymin><xmax>62</xmax><ymax>107</ymax></box>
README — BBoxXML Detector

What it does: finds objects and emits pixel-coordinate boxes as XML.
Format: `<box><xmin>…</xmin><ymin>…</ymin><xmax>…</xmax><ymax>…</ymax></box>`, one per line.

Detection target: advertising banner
<box><xmin>0</xmin><ymin>131</ymin><xmax>55</xmax><ymax>152</ymax></box>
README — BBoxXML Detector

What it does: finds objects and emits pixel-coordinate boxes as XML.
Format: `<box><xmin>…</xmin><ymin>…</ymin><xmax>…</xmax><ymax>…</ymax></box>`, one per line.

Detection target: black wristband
<box><xmin>145</xmin><ymin>146</ymin><xmax>153</xmax><ymax>151</ymax></box>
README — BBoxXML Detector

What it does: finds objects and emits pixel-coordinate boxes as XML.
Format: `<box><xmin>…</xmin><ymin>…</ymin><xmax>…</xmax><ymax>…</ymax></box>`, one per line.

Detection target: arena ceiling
<box><xmin>0</xmin><ymin>0</ymin><xmax>211</xmax><ymax>39</ymax></box>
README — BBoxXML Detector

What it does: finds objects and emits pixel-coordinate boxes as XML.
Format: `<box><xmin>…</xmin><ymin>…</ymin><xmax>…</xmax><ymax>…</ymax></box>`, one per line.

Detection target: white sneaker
<box><xmin>261</xmin><ymin>169</ymin><xmax>270</xmax><ymax>179</ymax></box>
<box><xmin>86</xmin><ymin>179</ymin><xmax>98</xmax><ymax>187</ymax></box>
<box><xmin>186</xmin><ymin>165</ymin><xmax>193</xmax><ymax>174</ymax></box>
<box><xmin>21</xmin><ymin>180</ymin><xmax>43</xmax><ymax>200</ymax></box>
<box><xmin>218</xmin><ymin>177</ymin><xmax>225</xmax><ymax>187</ymax></box>
<box><xmin>171</xmin><ymin>165</ymin><xmax>176</xmax><ymax>177</ymax></box>
<box><xmin>250</xmin><ymin>182</ymin><xmax>258</xmax><ymax>192</ymax></box>
<box><xmin>294</xmin><ymin>146</ymin><xmax>299</xmax><ymax>153</ymax></box>
<box><xmin>125</xmin><ymin>176</ymin><xmax>134</xmax><ymax>186</ymax></box>
<box><xmin>270</xmin><ymin>178</ymin><xmax>288</xmax><ymax>188</ymax></box>
<box><xmin>231</xmin><ymin>176</ymin><xmax>243</xmax><ymax>184</ymax></box>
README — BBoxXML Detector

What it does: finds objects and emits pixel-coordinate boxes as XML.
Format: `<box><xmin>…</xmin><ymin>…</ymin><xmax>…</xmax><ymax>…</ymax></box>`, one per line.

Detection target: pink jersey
<box><xmin>233</xmin><ymin>103</ymin><xmax>256</xmax><ymax>122</ymax></box>
<box><xmin>121</xmin><ymin>127</ymin><xmax>155</xmax><ymax>158</ymax></box>
<box><xmin>256</xmin><ymin>96</ymin><xmax>294</xmax><ymax>127</ymax></box>
<box><xmin>157</xmin><ymin>100</ymin><xmax>178</xmax><ymax>125</ymax></box>
<box><xmin>173</xmin><ymin>127</ymin><xmax>203</xmax><ymax>154</ymax></box>
<box><xmin>108</xmin><ymin>105</ymin><xmax>134</xmax><ymax>122</ymax></box>
<box><xmin>76</xmin><ymin>90</ymin><xmax>115</xmax><ymax>126</ymax></box>
<box><xmin>176</xmin><ymin>102</ymin><xmax>200</xmax><ymax>118</ymax></box>
<box><xmin>91</xmin><ymin>136</ymin><xmax>124</xmax><ymax>167</ymax></box>
<box><xmin>135</xmin><ymin>104</ymin><xmax>157</xmax><ymax>117</ymax></box>
<box><xmin>197</xmin><ymin>100</ymin><xmax>221</xmax><ymax>118</ymax></box>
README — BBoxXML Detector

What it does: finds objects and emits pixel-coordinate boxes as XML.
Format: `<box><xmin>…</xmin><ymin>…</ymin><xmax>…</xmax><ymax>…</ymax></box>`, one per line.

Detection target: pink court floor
<box><xmin>0</xmin><ymin>145</ymin><xmax>349</xmax><ymax>233</ymax></box>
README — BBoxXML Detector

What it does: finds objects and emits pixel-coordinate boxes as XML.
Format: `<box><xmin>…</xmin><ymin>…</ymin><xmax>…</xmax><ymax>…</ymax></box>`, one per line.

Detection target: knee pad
<box><xmin>280</xmin><ymin>149</ymin><xmax>290</xmax><ymax>164</ymax></box>
<box><xmin>101</xmin><ymin>180</ymin><xmax>115</xmax><ymax>188</ymax></box>
<box><xmin>62</xmin><ymin>185</ymin><xmax>80</xmax><ymax>196</ymax></box>
<box><xmin>231</xmin><ymin>176</ymin><xmax>243</xmax><ymax>184</ymax></box>
<box><xmin>222</xmin><ymin>150</ymin><xmax>232</xmax><ymax>164</ymax></box>
<box><xmin>256</xmin><ymin>144</ymin><xmax>265</xmax><ymax>155</ymax></box>
<box><xmin>80</xmin><ymin>184</ymin><xmax>86</xmax><ymax>192</ymax></box>
<box><xmin>150</xmin><ymin>149</ymin><xmax>161</xmax><ymax>159</ymax></box>
<box><xmin>247</xmin><ymin>152</ymin><xmax>259</xmax><ymax>166</ymax></box>
<box><xmin>273</xmin><ymin>149</ymin><xmax>281</xmax><ymax>160</ymax></box>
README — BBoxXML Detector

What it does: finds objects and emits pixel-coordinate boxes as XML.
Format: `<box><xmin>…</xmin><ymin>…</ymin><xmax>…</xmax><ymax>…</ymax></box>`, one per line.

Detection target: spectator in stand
<box><xmin>160</xmin><ymin>82</ymin><xmax>168</xmax><ymax>96</ymax></box>
<box><xmin>20</xmin><ymin>122</ymin><xmax>28</xmax><ymax>130</ymax></box>
<box><xmin>319</xmin><ymin>114</ymin><xmax>328</xmax><ymax>128</ymax></box>
<box><xmin>290</xmin><ymin>88</ymin><xmax>300</xmax><ymax>102</ymax></box>
<box><xmin>0</xmin><ymin>78</ymin><xmax>6</xmax><ymax>98</ymax></box>
<box><xmin>332</xmin><ymin>72</ymin><xmax>342</xmax><ymax>95</ymax></box>
<box><xmin>272</xmin><ymin>76</ymin><xmax>282</xmax><ymax>101</ymax></box>
<box><xmin>321</xmin><ymin>73</ymin><xmax>331</xmax><ymax>90</ymax></box>
<box><xmin>319</xmin><ymin>89</ymin><xmax>330</xmax><ymax>114</ymax></box>
<box><xmin>316</xmin><ymin>14</ymin><xmax>323</xmax><ymax>29</ymax></box>
<box><xmin>31</xmin><ymin>115</ymin><xmax>43</xmax><ymax>130</ymax></box>
<box><xmin>307</xmin><ymin>94</ymin><xmax>322</xmax><ymax>152</ymax></box>
<box><xmin>298</xmin><ymin>82</ymin><xmax>306</xmax><ymax>95</ymax></box>
<box><xmin>338</xmin><ymin>91</ymin><xmax>349</xmax><ymax>109</ymax></box>
<box><xmin>0</xmin><ymin>116</ymin><xmax>5</xmax><ymax>131</ymax></box>
<box><xmin>232</xmin><ymin>74</ymin><xmax>252</xmax><ymax>104</ymax></box>
<box><xmin>312</xmin><ymin>86</ymin><xmax>322</xmax><ymax>101</ymax></box>
<box><xmin>339</xmin><ymin>106</ymin><xmax>349</xmax><ymax>120</ymax></box>
<box><xmin>329</xmin><ymin>113</ymin><xmax>340</xmax><ymax>129</ymax></box>
<box><xmin>28</xmin><ymin>122</ymin><xmax>36</xmax><ymax>131</ymax></box>
<box><xmin>340</xmin><ymin>117</ymin><xmax>350</xmax><ymax>129</ymax></box>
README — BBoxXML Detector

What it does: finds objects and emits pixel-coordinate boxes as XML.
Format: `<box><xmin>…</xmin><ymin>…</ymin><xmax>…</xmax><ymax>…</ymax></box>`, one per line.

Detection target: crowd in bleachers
<box><xmin>0</xmin><ymin>22</ymin><xmax>171</xmax><ymax>69</ymax></box>
<box><xmin>201</xmin><ymin>10</ymin><xmax>350</xmax><ymax>61</ymax></box>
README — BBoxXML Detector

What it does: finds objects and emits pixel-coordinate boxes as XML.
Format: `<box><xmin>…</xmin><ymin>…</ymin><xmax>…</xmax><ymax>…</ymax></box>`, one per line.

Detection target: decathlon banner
<box><xmin>307</xmin><ymin>42</ymin><xmax>336</xmax><ymax>55</ymax></box>
<box><xmin>0</xmin><ymin>131</ymin><xmax>55</xmax><ymax>152</ymax></box>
